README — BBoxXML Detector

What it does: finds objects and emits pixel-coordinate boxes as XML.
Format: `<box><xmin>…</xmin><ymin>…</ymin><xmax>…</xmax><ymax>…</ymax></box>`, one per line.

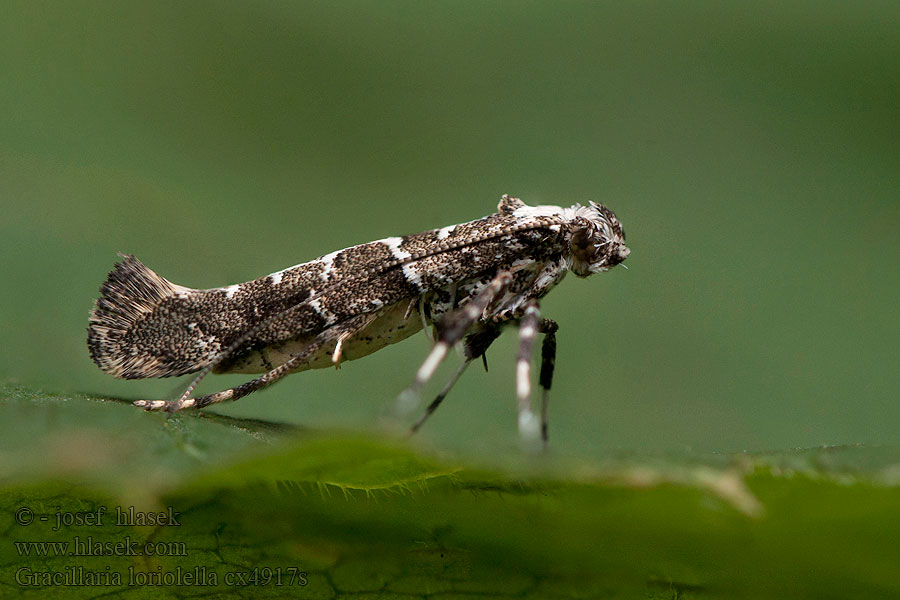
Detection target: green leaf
<box><xmin>2</xmin><ymin>385</ymin><xmax>900</xmax><ymax>598</ymax></box>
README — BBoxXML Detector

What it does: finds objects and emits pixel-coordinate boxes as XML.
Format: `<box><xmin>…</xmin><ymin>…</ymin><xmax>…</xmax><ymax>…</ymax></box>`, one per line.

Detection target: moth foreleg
<box><xmin>515</xmin><ymin>299</ymin><xmax>542</xmax><ymax>444</ymax></box>
<box><xmin>409</xmin><ymin>326</ymin><xmax>502</xmax><ymax>434</ymax></box>
<box><xmin>538</xmin><ymin>318</ymin><xmax>558</xmax><ymax>447</ymax></box>
<box><xmin>397</xmin><ymin>271</ymin><xmax>512</xmax><ymax>415</ymax></box>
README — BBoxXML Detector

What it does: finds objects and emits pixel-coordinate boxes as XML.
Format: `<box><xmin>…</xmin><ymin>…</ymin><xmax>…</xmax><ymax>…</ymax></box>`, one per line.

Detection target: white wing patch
<box><xmin>318</xmin><ymin>249</ymin><xmax>341</xmax><ymax>281</ymax></box>
<box><xmin>402</xmin><ymin>263</ymin><xmax>424</xmax><ymax>291</ymax></box>
<box><xmin>383</xmin><ymin>236</ymin><xmax>412</xmax><ymax>260</ymax></box>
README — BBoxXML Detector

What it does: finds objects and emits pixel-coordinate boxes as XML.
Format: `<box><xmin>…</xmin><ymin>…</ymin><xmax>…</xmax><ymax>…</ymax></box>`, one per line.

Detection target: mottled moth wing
<box><xmin>87</xmin><ymin>209</ymin><xmax>563</xmax><ymax>380</ymax></box>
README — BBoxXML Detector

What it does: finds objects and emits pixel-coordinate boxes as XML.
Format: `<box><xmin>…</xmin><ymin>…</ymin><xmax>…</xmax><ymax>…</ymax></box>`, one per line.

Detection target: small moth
<box><xmin>88</xmin><ymin>195</ymin><xmax>628</xmax><ymax>444</ymax></box>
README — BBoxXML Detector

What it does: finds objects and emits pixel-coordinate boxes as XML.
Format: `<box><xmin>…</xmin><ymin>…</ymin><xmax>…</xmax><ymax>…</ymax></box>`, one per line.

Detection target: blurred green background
<box><xmin>2</xmin><ymin>1</ymin><xmax>898</xmax><ymax>459</ymax></box>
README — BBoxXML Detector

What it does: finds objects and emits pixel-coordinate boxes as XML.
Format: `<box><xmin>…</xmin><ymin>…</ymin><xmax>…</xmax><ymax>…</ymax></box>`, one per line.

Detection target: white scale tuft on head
<box><xmin>512</xmin><ymin>203</ymin><xmax>568</xmax><ymax>219</ymax></box>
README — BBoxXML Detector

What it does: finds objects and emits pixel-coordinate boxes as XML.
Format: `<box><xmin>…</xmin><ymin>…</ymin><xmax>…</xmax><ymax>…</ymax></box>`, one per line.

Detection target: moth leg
<box><xmin>178</xmin><ymin>341</ymin><xmax>323</xmax><ymax>410</ymax></box>
<box><xmin>410</xmin><ymin>327</ymin><xmax>501</xmax><ymax>434</ymax></box>
<box><xmin>403</xmin><ymin>294</ymin><xmax>433</xmax><ymax>341</ymax></box>
<box><xmin>397</xmin><ymin>271</ymin><xmax>512</xmax><ymax>415</ymax></box>
<box><xmin>515</xmin><ymin>299</ymin><xmax>542</xmax><ymax>443</ymax></box>
<box><xmin>135</xmin><ymin>314</ymin><xmax>376</xmax><ymax>412</ymax></box>
<box><xmin>418</xmin><ymin>295</ymin><xmax>433</xmax><ymax>342</ymax></box>
<box><xmin>403</xmin><ymin>296</ymin><xmax>417</xmax><ymax>320</ymax></box>
<box><xmin>331</xmin><ymin>329</ymin><xmax>354</xmax><ymax>369</ymax></box>
<box><xmin>538</xmin><ymin>318</ymin><xmax>558</xmax><ymax>447</ymax></box>
<box><xmin>134</xmin><ymin>340</ymin><xmax>325</xmax><ymax>412</ymax></box>
<box><xmin>409</xmin><ymin>360</ymin><xmax>471</xmax><ymax>434</ymax></box>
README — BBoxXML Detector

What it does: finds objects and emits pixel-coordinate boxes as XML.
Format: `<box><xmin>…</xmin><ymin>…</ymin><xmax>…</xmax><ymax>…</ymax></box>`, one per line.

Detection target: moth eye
<box><xmin>569</xmin><ymin>227</ymin><xmax>595</xmax><ymax>262</ymax></box>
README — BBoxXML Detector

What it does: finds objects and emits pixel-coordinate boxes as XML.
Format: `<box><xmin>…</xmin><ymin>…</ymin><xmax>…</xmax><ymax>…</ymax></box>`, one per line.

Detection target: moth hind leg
<box><xmin>134</xmin><ymin>342</ymin><xmax>325</xmax><ymax>412</ymax></box>
<box><xmin>135</xmin><ymin>314</ymin><xmax>377</xmax><ymax>412</ymax></box>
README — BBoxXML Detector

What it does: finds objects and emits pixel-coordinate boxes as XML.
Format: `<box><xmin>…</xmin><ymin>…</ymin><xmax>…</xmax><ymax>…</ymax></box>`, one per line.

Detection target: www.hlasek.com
<box><xmin>15</xmin><ymin>536</ymin><xmax>187</xmax><ymax>557</ymax></box>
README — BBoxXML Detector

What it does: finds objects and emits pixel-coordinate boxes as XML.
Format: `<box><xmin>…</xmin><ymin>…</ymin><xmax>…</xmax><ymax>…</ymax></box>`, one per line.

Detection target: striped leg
<box><xmin>134</xmin><ymin>341</ymin><xmax>324</xmax><ymax>412</ymax></box>
<box><xmin>538</xmin><ymin>319</ymin><xmax>558</xmax><ymax>447</ymax></box>
<box><xmin>176</xmin><ymin>341</ymin><xmax>324</xmax><ymax>410</ymax></box>
<box><xmin>135</xmin><ymin>314</ymin><xmax>376</xmax><ymax>412</ymax></box>
<box><xmin>410</xmin><ymin>326</ymin><xmax>501</xmax><ymax>434</ymax></box>
<box><xmin>409</xmin><ymin>360</ymin><xmax>471</xmax><ymax>434</ymax></box>
<box><xmin>397</xmin><ymin>271</ymin><xmax>512</xmax><ymax>415</ymax></box>
<box><xmin>515</xmin><ymin>299</ymin><xmax>541</xmax><ymax>443</ymax></box>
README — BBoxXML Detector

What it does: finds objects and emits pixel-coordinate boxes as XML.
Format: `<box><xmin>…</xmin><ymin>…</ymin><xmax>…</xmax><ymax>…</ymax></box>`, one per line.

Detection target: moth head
<box><xmin>567</xmin><ymin>201</ymin><xmax>629</xmax><ymax>277</ymax></box>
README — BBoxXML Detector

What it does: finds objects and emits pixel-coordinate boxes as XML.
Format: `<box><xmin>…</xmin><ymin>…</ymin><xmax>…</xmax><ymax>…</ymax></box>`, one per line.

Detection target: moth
<box><xmin>87</xmin><ymin>195</ymin><xmax>629</xmax><ymax>444</ymax></box>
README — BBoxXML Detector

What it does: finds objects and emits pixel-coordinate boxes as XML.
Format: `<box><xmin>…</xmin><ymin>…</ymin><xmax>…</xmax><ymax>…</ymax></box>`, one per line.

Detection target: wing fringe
<box><xmin>87</xmin><ymin>254</ymin><xmax>193</xmax><ymax>378</ymax></box>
